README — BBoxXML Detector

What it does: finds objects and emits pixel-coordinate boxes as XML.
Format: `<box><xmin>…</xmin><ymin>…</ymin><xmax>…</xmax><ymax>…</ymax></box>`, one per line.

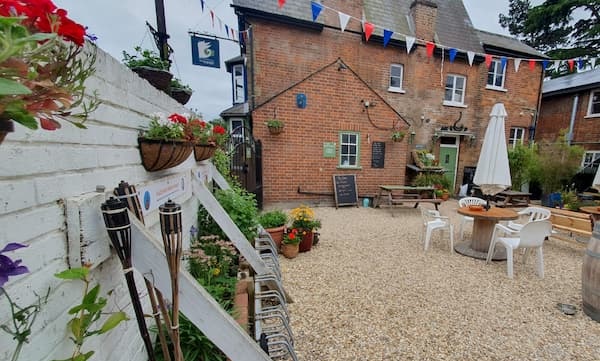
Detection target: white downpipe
<box><xmin>567</xmin><ymin>94</ymin><xmax>579</xmax><ymax>145</ymax></box>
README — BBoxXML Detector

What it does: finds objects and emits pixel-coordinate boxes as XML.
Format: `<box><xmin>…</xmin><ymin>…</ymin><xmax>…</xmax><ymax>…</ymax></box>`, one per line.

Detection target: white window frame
<box><xmin>486</xmin><ymin>59</ymin><xmax>507</xmax><ymax>91</ymax></box>
<box><xmin>443</xmin><ymin>74</ymin><xmax>466</xmax><ymax>107</ymax></box>
<box><xmin>388</xmin><ymin>64</ymin><xmax>405</xmax><ymax>93</ymax></box>
<box><xmin>581</xmin><ymin>151</ymin><xmax>600</xmax><ymax>172</ymax></box>
<box><xmin>339</xmin><ymin>132</ymin><xmax>360</xmax><ymax>168</ymax></box>
<box><xmin>587</xmin><ymin>89</ymin><xmax>600</xmax><ymax>117</ymax></box>
<box><xmin>232</xmin><ymin>64</ymin><xmax>245</xmax><ymax>104</ymax></box>
<box><xmin>508</xmin><ymin>127</ymin><xmax>525</xmax><ymax>148</ymax></box>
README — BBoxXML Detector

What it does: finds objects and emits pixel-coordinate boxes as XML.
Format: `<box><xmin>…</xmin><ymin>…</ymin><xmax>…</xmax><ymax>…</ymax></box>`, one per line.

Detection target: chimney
<box><xmin>410</xmin><ymin>0</ymin><xmax>438</xmax><ymax>41</ymax></box>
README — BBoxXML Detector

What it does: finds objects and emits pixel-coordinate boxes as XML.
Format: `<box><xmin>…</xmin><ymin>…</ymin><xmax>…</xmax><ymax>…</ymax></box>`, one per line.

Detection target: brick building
<box><xmin>223</xmin><ymin>0</ymin><xmax>545</xmax><ymax>206</ymax></box>
<box><xmin>537</xmin><ymin>68</ymin><xmax>600</xmax><ymax>185</ymax></box>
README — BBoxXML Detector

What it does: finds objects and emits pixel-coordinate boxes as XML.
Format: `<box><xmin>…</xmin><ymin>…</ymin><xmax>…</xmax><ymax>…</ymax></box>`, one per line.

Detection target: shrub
<box><xmin>258</xmin><ymin>210</ymin><xmax>288</xmax><ymax>228</ymax></box>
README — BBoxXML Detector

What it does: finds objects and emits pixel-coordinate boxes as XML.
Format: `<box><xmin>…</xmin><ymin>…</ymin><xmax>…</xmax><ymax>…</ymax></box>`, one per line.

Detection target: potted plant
<box><xmin>138</xmin><ymin>113</ymin><xmax>193</xmax><ymax>171</ymax></box>
<box><xmin>281</xmin><ymin>228</ymin><xmax>301</xmax><ymax>259</ymax></box>
<box><xmin>122</xmin><ymin>46</ymin><xmax>172</xmax><ymax>92</ymax></box>
<box><xmin>170</xmin><ymin>77</ymin><xmax>193</xmax><ymax>105</ymax></box>
<box><xmin>258</xmin><ymin>210</ymin><xmax>288</xmax><ymax>251</ymax></box>
<box><xmin>290</xmin><ymin>205</ymin><xmax>321</xmax><ymax>252</ymax></box>
<box><xmin>265</xmin><ymin>119</ymin><xmax>284</xmax><ymax>135</ymax></box>
<box><xmin>391</xmin><ymin>130</ymin><xmax>405</xmax><ymax>142</ymax></box>
<box><xmin>0</xmin><ymin>2</ymin><xmax>99</xmax><ymax>144</ymax></box>
<box><xmin>179</xmin><ymin>113</ymin><xmax>228</xmax><ymax>162</ymax></box>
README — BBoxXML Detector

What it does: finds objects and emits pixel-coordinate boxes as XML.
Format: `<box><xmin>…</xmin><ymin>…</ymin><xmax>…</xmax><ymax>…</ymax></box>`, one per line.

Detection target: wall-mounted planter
<box><xmin>170</xmin><ymin>88</ymin><xmax>192</xmax><ymax>105</ymax></box>
<box><xmin>132</xmin><ymin>66</ymin><xmax>173</xmax><ymax>92</ymax></box>
<box><xmin>0</xmin><ymin>118</ymin><xmax>14</xmax><ymax>145</ymax></box>
<box><xmin>138</xmin><ymin>137</ymin><xmax>193</xmax><ymax>171</ymax></box>
<box><xmin>268</xmin><ymin>126</ymin><xmax>284</xmax><ymax>135</ymax></box>
<box><xmin>193</xmin><ymin>144</ymin><xmax>217</xmax><ymax>162</ymax></box>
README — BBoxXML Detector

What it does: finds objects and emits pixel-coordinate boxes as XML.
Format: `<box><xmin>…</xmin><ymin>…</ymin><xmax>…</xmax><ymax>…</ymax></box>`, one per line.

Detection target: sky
<box><xmin>53</xmin><ymin>0</ymin><xmax>537</xmax><ymax>121</ymax></box>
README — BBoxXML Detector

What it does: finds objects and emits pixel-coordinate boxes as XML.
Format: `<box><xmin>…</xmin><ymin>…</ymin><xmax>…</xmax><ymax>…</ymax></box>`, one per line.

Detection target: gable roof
<box><xmin>232</xmin><ymin>0</ymin><xmax>539</xmax><ymax>56</ymax></box>
<box><xmin>542</xmin><ymin>68</ymin><xmax>600</xmax><ymax>97</ymax></box>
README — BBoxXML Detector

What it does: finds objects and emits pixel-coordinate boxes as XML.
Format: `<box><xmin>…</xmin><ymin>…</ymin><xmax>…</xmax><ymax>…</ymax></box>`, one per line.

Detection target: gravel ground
<box><xmin>277</xmin><ymin>200</ymin><xmax>600</xmax><ymax>361</ymax></box>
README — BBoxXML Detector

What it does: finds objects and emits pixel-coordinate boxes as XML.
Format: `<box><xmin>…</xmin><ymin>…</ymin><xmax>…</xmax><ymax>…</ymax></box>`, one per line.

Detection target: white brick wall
<box><xmin>0</xmin><ymin>47</ymin><xmax>205</xmax><ymax>361</ymax></box>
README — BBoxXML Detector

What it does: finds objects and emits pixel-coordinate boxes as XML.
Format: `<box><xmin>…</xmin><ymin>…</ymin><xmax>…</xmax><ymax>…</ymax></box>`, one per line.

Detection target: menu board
<box><xmin>332</xmin><ymin>174</ymin><xmax>359</xmax><ymax>208</ymax></box>
<box><xmin>371</xmin><ymin>142</ymin><xmax>385</xmax><ymax>168</ymax></box>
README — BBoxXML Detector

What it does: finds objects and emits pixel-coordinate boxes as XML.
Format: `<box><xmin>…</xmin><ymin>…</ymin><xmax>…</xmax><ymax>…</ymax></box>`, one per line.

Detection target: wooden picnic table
<box><xmin>495</xmin><ymin>190</ymin><xmax>531</xmax><ymax>207</ymax></box>
<box><xmin>374</xmin><ymin>185</ymin><xmax>441</xmax><ymax>210</ymax></box>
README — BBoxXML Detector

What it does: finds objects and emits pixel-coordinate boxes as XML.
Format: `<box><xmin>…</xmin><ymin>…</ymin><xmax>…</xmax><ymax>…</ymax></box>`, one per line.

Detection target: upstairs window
<box><xmin>487</xmin><ymin>59</ymin><xmax>506</xmax><ymax>90</ymax></box>
<box><xmin>232</xmin><ymin>64</ymin><xmax>245</xmax><ymax>104</ymax></box>
<box><xmin>339</xmin><ymin>132</ymin><xmax>360</xmax><ymax>168</ymax></box>
<box><xmin>508</xmin><ymin>127</ymin><xmax>525</xmax><ymax>148</ymax></box>
<box><xmin>444</xmin><ymin>74</ymin><xmax>466</xmax><ymax>106</ymax></box>
<box><xmin>388</xmin><ymin>64</ymin><xmax>404</xmax><ymax>93</ymax></box>
<box><xmin>588</xmin><ymin>89</ymin><xmax>600</xmax><ymax>116</ymax></box>
<box><xmin>582</xmin><ymin>151</ymin><xmax>600</xmax><ymax>172</ymax></box>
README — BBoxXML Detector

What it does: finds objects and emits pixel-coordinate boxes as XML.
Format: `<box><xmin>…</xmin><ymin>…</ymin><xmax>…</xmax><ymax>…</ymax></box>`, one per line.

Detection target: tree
<box><xmin>499</xmin><ymin>0</ymin><xmax>600</xmax><ymax>74</ymax></box>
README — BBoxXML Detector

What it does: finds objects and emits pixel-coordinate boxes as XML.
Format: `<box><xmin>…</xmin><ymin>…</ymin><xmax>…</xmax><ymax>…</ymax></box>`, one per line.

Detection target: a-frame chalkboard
<box><xmin>332</xmin><ymin>174</ymin><xmax>359</xmax><ymax>208</ymax></box>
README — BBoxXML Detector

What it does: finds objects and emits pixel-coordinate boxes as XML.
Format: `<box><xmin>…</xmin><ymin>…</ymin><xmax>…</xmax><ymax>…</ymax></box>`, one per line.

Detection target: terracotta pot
<box><xmin>0</xmin><ymin>118</ymin><xmax>14</xmax><ymax>145</ymax></box>
<box><xmin>281</xmin><ymin>243</ymin><xmax>299</xmax><ymax>259</ymax></box>
<box><xmin>264</xmin><ymin>225</ymin><xmax>285</xmax><ymax>251</ymax></box>
<box><xmin>193</xmin><ymin>144</ymin><xmax>217</xmax><ymax>162</ymax></box>
<box><xmin>170</xmin><ymin>88</ymin><xmax>192</xmax><ymax>105</ymax></box>
<box><xmin>132</xmin><ymin>66</ymin><xmax>173</xmax><ymax>92</ymax></box>
<box><xmin>298</xmin><ymin>230</ymin><xmax>314</xmax><ymax>252</ymax></box>
<box><xmin>137</xmin><ymin>137</ymin><xmax>193</xmax><ymax>172</ymax></box>
<box><xmin>441</xmin><ymin>193</ymin><xmax>450</xmax><ymax>201</ymax></box>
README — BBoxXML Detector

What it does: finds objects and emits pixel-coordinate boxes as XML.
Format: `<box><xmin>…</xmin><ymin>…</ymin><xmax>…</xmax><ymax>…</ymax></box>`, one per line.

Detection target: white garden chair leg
<box><xmin>506</xmin><ymin>246</ymin><xmax>514</xmax><ymax>279</ymax></box>
<box><xmin>424</xmin><ymin>228</ymin><xmax>432</xmax><ymax>251</ymax></box>
<box><xmin>449</xmin><ymin>225</ymin><xmax>455</xmax><ymax>253</ymax></box>
<box><xmin>536</xmin><ymin>248</ymin><xmax>544</xmax><ymax>278</ymax></box>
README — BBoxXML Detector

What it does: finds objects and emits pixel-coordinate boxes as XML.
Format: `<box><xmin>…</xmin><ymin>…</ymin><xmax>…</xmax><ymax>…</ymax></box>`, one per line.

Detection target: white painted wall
<box><xmin>0</xmin><ymin>46</ymin><xmax>206</xmax><ymax>361</ymax></box>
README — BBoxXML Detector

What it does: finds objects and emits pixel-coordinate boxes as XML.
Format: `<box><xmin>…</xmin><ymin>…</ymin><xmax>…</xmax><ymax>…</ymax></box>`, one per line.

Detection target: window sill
<box><xmin>387</xmin><ymin>87</ymin><xmax>406</xmax><ymax>94</ymax></box>
<box><xmin>485</xmin><ymin>85</ymin><xmax>507</xmax><ymax>92</ymax></box>
<box><xmin>584</xmin><ymin>114</ymin><xmax>600</xmax><ymax>119</ymax></box>
<box><xmin>337</xmin><ymin>166</ymin><xmax>363</xmax><ymax>170</ymax></box>
<box><xmin>442</xmin><ymin>101</ymin><xmax>468</xmax><ymax>108</ymax></box>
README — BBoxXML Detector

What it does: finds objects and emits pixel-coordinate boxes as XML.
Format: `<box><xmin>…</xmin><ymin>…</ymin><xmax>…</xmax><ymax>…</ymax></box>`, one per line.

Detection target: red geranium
<box><xmin>213</xmin><ymin>125</ymin><xmax>226</xmax><ymax>135</ymax></box>
<box><xmin>168</xmin><ymin>113</ymin><xmax>188</xmax><ymax>124</ymax></box>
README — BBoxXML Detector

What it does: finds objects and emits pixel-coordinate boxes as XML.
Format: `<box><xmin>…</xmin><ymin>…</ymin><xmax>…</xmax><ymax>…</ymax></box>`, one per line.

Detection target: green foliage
<box><xmin>143</xmin><ymin>116</ymin><xmax>185</xmax><ymax>140</ymax></box>
<box><xmin>170</xmin><ymin>77</ymin><xmax>192</xmax><ymax>91</ymax></box>
<box><xmin>508</xmin><ymin>143</ymin><xmax>538</xmax><ymax>190</ymax></box>
<box><xmin>258</xmin><ymin>210</ymin><xmax>288</xmax><ymax>228</ymax></box>
<box><xmin>412</xmin><ymin>173</ymin><xmax>451</xmax><ymax>190</ymax></box>
<box><xmin>265</xmin><ymin>119</ymin><xmax>284</xmax><ymax>128</ymax></box>
<box><xmin>122</xmin><ymin>46</ymin><xmax>170</xmax><ymax>70</ymax></box>
<box><xmin>391</xmin><ymin>131</ymin><xmax>405</xmax><ymax>141</ymax></box>
<box><xmin>282</xmin><ymin>229</ymin><xmax>301</xmax><ymax>245</ymax></box>
<box><xmin>53</xmin><ymin>268</ymin><xmax>128</xmax><ymax>361</ymax></box>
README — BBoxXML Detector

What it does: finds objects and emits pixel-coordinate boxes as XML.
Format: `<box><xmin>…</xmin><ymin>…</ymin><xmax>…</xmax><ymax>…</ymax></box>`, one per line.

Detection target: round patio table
<box><xmin>455</xmin><ymin>206</ymin><xmax>518</xmax><ymax>260</ymax></box>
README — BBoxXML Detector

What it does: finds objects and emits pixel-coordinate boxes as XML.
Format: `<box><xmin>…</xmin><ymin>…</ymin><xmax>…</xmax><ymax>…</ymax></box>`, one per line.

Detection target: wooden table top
<box><xmin>379</xmin><ymin>185</ymin><xmax>434</xmax><ymax>191</ymax></box>
<box><xmin>579</xmin><ymin>206</ymin><xmax>600</xmax><ymax>215</ymax></box>
<box><xmin>499</xmin><ymin>190</ymin><xmax>531</xmax><ymax>196</ymax></box>
<box><xmin>457</xmin><ymin>206</ymin><xmax>519</xmax><ymax>220</ymax></box>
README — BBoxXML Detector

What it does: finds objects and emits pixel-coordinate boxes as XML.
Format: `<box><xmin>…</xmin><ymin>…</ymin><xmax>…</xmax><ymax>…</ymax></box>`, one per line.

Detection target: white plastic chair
<box><xmin>458</xmin><ymin>197</ymin><xmax>486</xmax><ymax>240</ymax></box>
<box><xmin>506</xmin><ymin>206</ymin><xmax>551</xmax><ymax>232</ymax></box>
<box><xmin>486</xmin><ymin>220</ymin><xmax>552</xmax><ymax>279</ymax></box>
<box><xmin>421</xmin><ymin>207</ymin><xmax>454</xmax><ymax>253</ymax></box>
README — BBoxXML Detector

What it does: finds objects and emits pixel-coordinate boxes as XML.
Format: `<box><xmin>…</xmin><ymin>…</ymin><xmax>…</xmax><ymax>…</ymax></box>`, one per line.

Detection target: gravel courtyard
<box><xmin>278</xmin><ymin>200</ymin><xmax>600</xmax><ymax>360</ymax></box>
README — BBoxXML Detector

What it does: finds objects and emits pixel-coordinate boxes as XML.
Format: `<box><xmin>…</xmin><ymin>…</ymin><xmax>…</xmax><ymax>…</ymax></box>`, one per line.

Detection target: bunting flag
<box><xmin>338</xmin><ymin>12</ymin><xmax>351</xmax><ymax>32</ymax></box>
<box><xmin>192</xmin><ymin>1</ymin><xmax>238</xmax><ymax>42</ymax></box>
<box><xmin>405</xmin><ymin>36</ymin><xmax>415</xmax><ymax>54</ymax></box>
<box><xmin>311</xmin><ymin>2</ymin><xmax>323</xmax><ymax>22</ymax></box>
<box><xmin>500</xmin><ymin>56</ymin><xmax>507</xmax><ymax>71</ymax></box>
<box><xmin>529</xmin><ymin>59</ymin><xmax>536</xmax><ymax>70</ymax></box>
<box><xmin>225</xmin><ymin>25</ymin><xmax>229</xmax><ymax>38</ymax></box>
<box><xmin>210</xmin><ymin>10</ymin><xmax>214</xmax><ymax>27</ymax></box>
<box><xmin>554</xmin><ymin>60</ymin><xmax>561</xmax><ymax>70</ymax></box>
<box><xmin>568</xmin><ymin>59</ymin><xmax>575</xmax><ymax>71</ymax></box>
<box><xmin>542</xmin><ymin>59</ymin><xmax>549</xmax><ymax>70</ymax></box>
<box><xmin>449</xmin><ymin>48</ymin><xmax>457</xmax><ymax>62</ymax></box>
<box><xmin>200</xmin><ymin>0</ymin><xmax>204</xmax><ymax>12</ymax></box>
<box><xmin>383</xmin><ymin>29</ymin><xmax>393</xmax><ymax>47</ymax></box>
<box><xmin>467</xmin><ymin>51</ymin><xmax>475</xmax><ymax>66</ymax></box>
<box><xmin>578</xmin><ymin>58</ymin><xmax>584</xmax><ymax>70</ymax></box>
<box><xmin>231</xmin><ymin>28</ymin><xmax>235</xmax><ymax>40</ymax></box>
<box><xmin>484</xmin><ymin>54</ymin><xmax>492</xmax><ymax>68</ymax></box>
<box><xmin>426</xmin><ymin>42</ymin><xmax>434</xmax><ymax>57</ymax></box>
<box><xmin>278</xmin><ymin>0</ymin><xmax>285</xmax><ymax>8</ymax></box>
<box><xmin>514</xmin><ymin>58</ymin><xmax>521</xmax><ymax>72</ymax></box>
<box><xmin>592</xmin><ymin>58</ymin><xmax>597</xmax><ymax>68</ymax></box>
<box><xmin>364</xmin><ymin>22</ymin><xmax>374</xmax><ymax>42</ymax></box>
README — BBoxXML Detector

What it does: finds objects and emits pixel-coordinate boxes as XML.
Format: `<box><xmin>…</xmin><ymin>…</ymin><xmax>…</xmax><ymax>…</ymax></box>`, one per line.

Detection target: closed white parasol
<box><xmin>592</xmin><ymin>165</ymin><xmax>600</xmax><ymax>192</ymax></box>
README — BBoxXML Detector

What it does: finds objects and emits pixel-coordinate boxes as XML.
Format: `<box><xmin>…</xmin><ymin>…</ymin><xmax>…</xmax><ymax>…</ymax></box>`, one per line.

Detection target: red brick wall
<box><xmin>244</xmin><ymin>9</ymin><xmax>542</xmax><ymax>204</ymax></box>
<box><xmin>410</xmin><ymin>1</ymin><xmax>438</xmax><ymax>41</ymax></box>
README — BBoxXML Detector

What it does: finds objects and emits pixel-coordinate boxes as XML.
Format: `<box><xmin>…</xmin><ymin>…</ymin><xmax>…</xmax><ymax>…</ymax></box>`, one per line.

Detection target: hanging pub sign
<box><xmin>191</xmin><ymin>35</ymin><xmax>220</xmax><ymax>68</ymax></box>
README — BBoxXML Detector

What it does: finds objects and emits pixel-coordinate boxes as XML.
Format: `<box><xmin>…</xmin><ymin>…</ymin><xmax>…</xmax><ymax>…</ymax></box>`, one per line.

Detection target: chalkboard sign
<box><xmin>371</xmin><ymin>141</ymin><xmax>385</xmax><ymax>168</ymax></box>
<box><xmin>332</xmin><ymin>174</ymin><xmax>359</xmax><ymax>208</ymax></box>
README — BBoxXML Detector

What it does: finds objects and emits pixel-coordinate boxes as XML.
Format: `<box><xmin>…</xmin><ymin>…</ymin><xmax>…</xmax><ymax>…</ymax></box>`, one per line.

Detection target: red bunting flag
<box><xmin>484</xmin><ymin>54</ymin><xmax>492</xmax><ymax>68</ymax></box>
<box><xmin>278</xmin><ymin>0</ymin><xmax>285</xmax><ymax>8</ymax></box>
<box><xmin>426</xmin><ymin>42</ymin><xmax>435</xmax><ymax>57</ymax></box>
<box><xmin>529</xmin><ymin>59</ymin><xmax>536</xmax><ymax>70</ymax></box>
<box><xmin>364</xmin><ymin>22</ymin><xmax>374</xmax><ymax>42</ymax></box>
<box><xmin>567</xmin><ymin>59</ymin><xmax>575</xmax><ymax>72</ymax></box>
<box><xmin>210</xmin><ymin>10</ymin><xmax>214</xmax><ymax>27</ymax></box>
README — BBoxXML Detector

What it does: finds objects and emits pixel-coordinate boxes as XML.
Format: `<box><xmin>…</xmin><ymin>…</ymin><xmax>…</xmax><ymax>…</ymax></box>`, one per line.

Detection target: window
<box><xmin>232</xmin><ymin>64</ymin><xmax>245</xmax><ymax>104</ymax></box>
<box><xmin>587</xmin><ymin>89</ymin><xmax>600</xmax><ymax>116</ymax></box>
<box><xmin>339</xmin><ymin>132</ymin><xmax>360</xmax><ymax>168</ymax></box>
<box><xmin>582</xmin><ymin>151</ymin><xmax>600</xmax><ymax>173</ymax></box>
<box><xmin>508</xmin><ymin>127</ymin><xmax>525</xmax><ymax>148</ymax></box>
<box><xmin>486</xmin><ymin>59</ymin><xmax>506</xmax><ymax>90</ymax></box>
<box><xmin>443</xmin><ymin>74</ymin><xmax>466</xmax><ymax>106</ymax></box>
<box><xmin>388</xmin><ymin>64</ymin><xmax>404</xmax><ymax>92</ymax></box>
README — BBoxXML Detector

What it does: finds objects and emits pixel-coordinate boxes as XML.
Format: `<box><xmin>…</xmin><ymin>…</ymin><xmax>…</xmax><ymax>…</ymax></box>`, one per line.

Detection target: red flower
<box><xmin>213</xmin><ymin>125</ymin><xmax>226</xmax><ymax>135</ymax></box>
<box><xmin>288</xmin><ymin>232</ymin><xmax>296</xmax><ymax>240</ymax></box>
<box><xmin>168</xmin><ymin>113</ymin><xmax>188</xmax><ymax>124</ymax></box>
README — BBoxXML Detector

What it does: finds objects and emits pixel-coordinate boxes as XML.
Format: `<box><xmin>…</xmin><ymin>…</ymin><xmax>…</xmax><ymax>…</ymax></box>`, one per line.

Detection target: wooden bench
<box><xmin>542</xmin><ymin>206</ymin><xmax>592</xmax><ymax>241</ymax></box>
<box><xmin>390</xmin><ymin>197</ymin><xmax>442</xmax><ymax>210</ymax></box>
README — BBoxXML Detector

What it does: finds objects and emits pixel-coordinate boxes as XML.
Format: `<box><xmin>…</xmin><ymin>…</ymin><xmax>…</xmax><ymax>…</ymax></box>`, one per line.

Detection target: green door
<box><xmin>439</xmin><ymin>146</ymin><xmax>458</xmax><ymax>190</ymax></box>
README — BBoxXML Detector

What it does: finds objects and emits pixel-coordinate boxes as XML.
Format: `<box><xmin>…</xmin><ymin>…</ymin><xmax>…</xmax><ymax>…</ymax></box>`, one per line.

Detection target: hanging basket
<box><xmin>170</xmin><ymin>88</ymin><xmax>193</xmax><ymax>105</ymax></box>
<box><xmin>138</xmin><ymin>137</ymin><xmax>193</xmax><ymax>172</ymax></box>
<box><xmin>193</xmin><ymin>144</ymin><xmax>217</xmax><ymax>162</ymax></box>
<box><xmin>268</xmin><ymin>126</ymin><xmax>284</xmax><ymax>135</ymax></box>
<box><xmin>132</xmin><ymin>66</ymin><xmax>173</xmax><ymax>92</ymax></box>
<box><xmin>0</xmin><ymin>118</ymin><xmax>14</xmax><ymax>145</ymax></box>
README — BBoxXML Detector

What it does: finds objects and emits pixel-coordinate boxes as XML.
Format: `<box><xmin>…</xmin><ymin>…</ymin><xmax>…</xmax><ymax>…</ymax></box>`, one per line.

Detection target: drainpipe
<box><xmin>567</xmin><ymin>94</ymin><xmax>579</xmax><ymax>145</ymax></box>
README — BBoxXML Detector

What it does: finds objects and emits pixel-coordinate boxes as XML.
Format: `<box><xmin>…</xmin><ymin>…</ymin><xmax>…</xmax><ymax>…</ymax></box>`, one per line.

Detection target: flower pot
<box><xmin>441</xmin><ymin>192</ymin><xmax>450</xmax><ymax>201</ymax></box>
<box><xmin>193</xmin><ymin>144</ymin><xmax>217</xmax><ymax>162</ymax></box>
<box><xmin>281</xmin><ymin>243</ymin><xmax>299</xmax><ymax>259</ymax></box>
<box><xmin>138</xmin><ymin>137</ymin><xmax>193</xmax><ymax>172</ymax></box>
<box><xmin>264</xmin><ymin>225</ymin><xmax>285</xmax><ymax>251</ymax></box>
<box><xmin>170</xmin><ymin>88</ymin><xmax>192</xmax><ymax>105</ymax></box>
<box><xmin>298</xmin><ymin>230</ymin><xmax>314</xmax><ymax>252</ymax></box>
<box><xmin>132</xmin><ymin>66</ymin><xmax>173</xmax><ymax>92</ymax></box>
<box><xmin>268</xmin><ymin>126</ymin><xmax>284</xmax><ymax>135</ymax></box>
<box><xmin>0</xmin><ymin>118</ymin><xmax>14</xmax><ymax>145</ymax></box>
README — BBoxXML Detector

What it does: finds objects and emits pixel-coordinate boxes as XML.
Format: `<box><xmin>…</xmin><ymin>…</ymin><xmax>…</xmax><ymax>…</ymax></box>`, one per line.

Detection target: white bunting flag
<box><xmin>554</xmin><ymin>60</ymin><xmax>561</xmax><ymax>70</ymax></box>
<box><xmin>467</xmin><ymin>51</ymin><xmax>475</xmax><ymax>66</ymax></box>
<box><xmin>405</xmin><ymin>36</ymin><xmax>415</xmax><ymax>54</ymax></box>
<box><xmin>514</xmin><ymin>58</ymin><xmax>521</xmax><ymax>72</ymax></box>
<box><xmin>338</xmin><ymin>12</ymin><xmax>351</xmax><ymax>32</ymax></box>
<box><xmin>591</xmin><ymin>58</ymin><xmax>597</xmax><ymax>69</ymax></box>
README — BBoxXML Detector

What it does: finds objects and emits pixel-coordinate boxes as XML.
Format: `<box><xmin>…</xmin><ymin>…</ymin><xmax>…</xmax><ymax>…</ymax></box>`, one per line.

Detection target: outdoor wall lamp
<box><xmin>101</xmin><ymin>197</ymin><xmax>156</xmax><ymax>360</ymax></box>
<box><xmin>409</xmin><ymin>131</ymin><xmax>416</xmax><ymax>144</ymax></box>
<box><xmin>469</xmin><ymin>134</ymin><xmax>477</xmax><ymax>147</ymax></box>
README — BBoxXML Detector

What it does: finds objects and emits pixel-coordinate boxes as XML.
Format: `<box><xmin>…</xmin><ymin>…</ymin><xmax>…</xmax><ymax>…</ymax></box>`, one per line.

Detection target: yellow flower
<box><xmin>212</xmin><ymin>268</ymin><xmax>221</xmax><ymax>276</ymax></box>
